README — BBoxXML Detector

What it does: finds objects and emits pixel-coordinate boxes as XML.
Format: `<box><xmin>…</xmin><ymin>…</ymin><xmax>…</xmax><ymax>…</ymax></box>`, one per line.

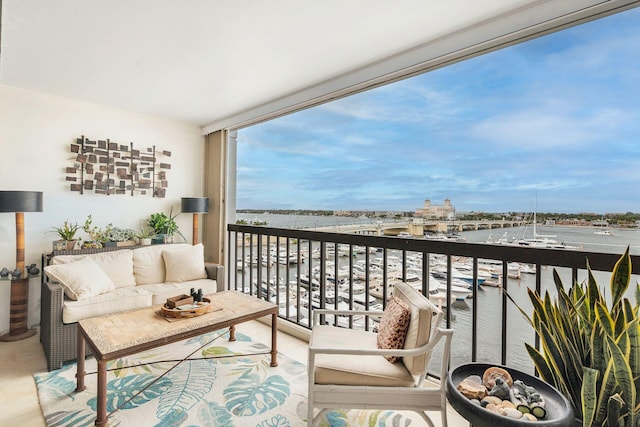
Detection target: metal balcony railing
<box><xmin>227</xmin><ymin>223</ymin><xmax>640</xmax><ymax>373</ymax></box>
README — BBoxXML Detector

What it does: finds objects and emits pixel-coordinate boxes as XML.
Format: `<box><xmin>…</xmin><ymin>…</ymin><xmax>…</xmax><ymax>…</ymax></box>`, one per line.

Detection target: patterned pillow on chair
<box><xmin>376</xmin><ymin>296</ymin><xmax>411</xmax><ymax>362</ymax></box>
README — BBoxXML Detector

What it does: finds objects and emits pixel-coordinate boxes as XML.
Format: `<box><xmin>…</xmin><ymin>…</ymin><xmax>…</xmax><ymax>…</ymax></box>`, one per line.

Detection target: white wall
<box><xmin>0</xmin><ymin>84</ymin><xmax>206</xmax><ymax>333</ymax></box>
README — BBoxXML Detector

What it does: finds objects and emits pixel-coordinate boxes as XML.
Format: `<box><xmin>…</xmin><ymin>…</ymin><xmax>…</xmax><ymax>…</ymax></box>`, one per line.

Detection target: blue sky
<box><xmin>237</xmin><ymin>8</ymin><xmax>640</xmax><ymax>214</ymax></box>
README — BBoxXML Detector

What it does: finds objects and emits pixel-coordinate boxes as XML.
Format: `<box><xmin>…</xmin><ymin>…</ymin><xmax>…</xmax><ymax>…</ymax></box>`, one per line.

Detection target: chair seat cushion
<box><xmin>312</xmin><ymin>325</ymin><xmax>415</xmax><ymax>387</ymax></box>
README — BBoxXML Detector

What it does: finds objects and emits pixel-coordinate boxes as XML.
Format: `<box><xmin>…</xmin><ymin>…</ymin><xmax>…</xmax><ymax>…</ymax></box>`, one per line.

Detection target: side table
<box><xmin>0</xmin><ymin>278</ymin><xmax>37</xmax><ymax>341</ymax></box>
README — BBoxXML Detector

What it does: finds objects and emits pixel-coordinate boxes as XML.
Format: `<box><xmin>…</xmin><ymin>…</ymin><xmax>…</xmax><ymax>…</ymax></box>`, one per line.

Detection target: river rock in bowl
<box><xmin>482</xmin><ymin>366</ymin><xmax>513</xmax><ymax>389</ymax></box>
<box><xmin>457</xmin><ymin>375</ymin><xmax>487</xmax><ymax>400</ymax></box>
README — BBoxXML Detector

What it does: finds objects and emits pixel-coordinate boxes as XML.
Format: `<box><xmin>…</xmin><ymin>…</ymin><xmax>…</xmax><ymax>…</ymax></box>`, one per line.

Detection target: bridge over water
<box><xmin>313</xmin><ymin>219</ymin><xmax>526</xmax><ymax>236</ymax></box>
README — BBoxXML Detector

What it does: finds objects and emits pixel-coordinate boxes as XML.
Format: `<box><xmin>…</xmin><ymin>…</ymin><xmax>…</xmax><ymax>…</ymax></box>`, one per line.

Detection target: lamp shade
<box><xmin>0</xmin><ymin>191</ymin><xmax>43</xmax><ymax>212</ymax></box>
<box><xmin>181</xmin><ymin>197</ymin><xmax>209</xmax><ymax>213</ymax></box>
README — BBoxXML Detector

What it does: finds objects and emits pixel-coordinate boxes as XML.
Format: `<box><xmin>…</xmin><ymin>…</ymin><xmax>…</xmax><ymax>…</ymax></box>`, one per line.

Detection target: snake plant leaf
<box><xmin>573</xmin><ymin>284</ymin><xmax>591</xmax><ymax>328</ymax></box>
<box><xmin>559</xmin><ymin>305</ymin><xmax>587</xmax><ymax>360</ymax></box>
<box><xmin>625</xmin><ymin>316</ymin><xmax>640</xmax><ymax>381</ymax></box>
<box><xmin>591</xmin><ymin>323</ymin><xmax>606</xmax><ymax>374</ymax></box>
<box><xmin>506</xmin><ymin>289</ymin><xmax>535</xmax><ymax>326</ymax></box>
<box><xmin>622</xmin><ymin>299</ymin><xmax>635</xmax><ymax>326</ymax></box>
<box><xmin>595</xmin><ymin>360</ymin><xmax>618</xmax><ymax>425</ymax></box>
<box><xmin>539</xmin><ymin>321</ymin><xmax>582</xmax><ymax>408</ymax></box>
<box><xmin>611</xmin><ymin>246</ymin><xmax>631</xmax><ymax>309</ymax></box>
<box><xmin>582</xmin><ymin>366</ymin><xmax>599</xmax><ymax>427</ymax></box>
<box><xmin>526</xmin><ymin>288</ymin><xmax>548</xmax><ymax>325</ymax></box>
<box><xmin>605</xmin><ymin>394</ymin><xmax>625</xmax><ymax>427</ymax></box>
<box><xmin>525</xmin><ymin>343</ymin><xmax>555</xmax><ymax>385</ymax></box>
<box><xmin>615</xmin><ymin>307</ymin><xmax>628</xmax><ymax>339</ymax></box>
<box><xmin>607</xmin><ymin>334</ymin><xmax>635</xmax><ymax>423</ymax></box>
<box><xmin>596</xmin><ymin>301</ymin><xmax>616</xmax><ymax>338</ymax></box>
<box><xmin>587</xmin><ymin>260</ymin><xmax>602</xmax><ymax>316</ymax></box>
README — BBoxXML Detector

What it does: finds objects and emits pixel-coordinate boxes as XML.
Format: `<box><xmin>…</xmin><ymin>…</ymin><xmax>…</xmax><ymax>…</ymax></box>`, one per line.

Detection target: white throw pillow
<box><xmin>52</xmin><ymin>249</ymin><xmax>135</xmax><ymax>288</ymax></box>
<box><xmin>44</xmin><ymin>256</ymin><xmax>115</xmax><ymax>301</ymax></box>
<box><xmin>163</xmin><ymin>244</ymin><xmax>207</xmax><ymax>283</ymax></box>
<box><xmin>133</xmin><ymin>244</ymin><xmax>189</xmax><ymax>285</ymax></box>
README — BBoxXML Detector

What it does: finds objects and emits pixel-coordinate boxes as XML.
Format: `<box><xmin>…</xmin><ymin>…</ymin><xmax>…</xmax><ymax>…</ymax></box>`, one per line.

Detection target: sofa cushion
<box><xmin>45</xmin><ymin>257</ymin><xmax>115</xmax><ymax>301</ymax></box>
<box><xmin>393</xmin><ymin>281</ymin><xmax>435</xmax><ymax>375</ymax></box>
<box><xmin>132</xmin><ymin>244</ymin><xmax>190</xmax><ymax>285</ymax></box>
<box><xmin>376</xmin><ymin>296</ymin><xmax>411</xmax><ymax>363</ymax></box>
<box><xmin>63</xmin><ymin>286</ymin><xmax>152</xmax><ymax>324</ymax></box>
<box><xmin>137</xmin><ymin>278</ymin><xmax>217</xmax><ymax>305</ymax></box>
<box><xmin>163</xmin><ymin>243</ymin><xmax>207</xmax><ymax>283</ymax></box>
<box><xmin>52</xmin><ymin>249</ymin><xmax>135</xmax><ymax>288</ymax></box>
<box><xmin>312</xmin><ymin>325</ymin><xmax>415</xmax><ymax>387</ymax></box>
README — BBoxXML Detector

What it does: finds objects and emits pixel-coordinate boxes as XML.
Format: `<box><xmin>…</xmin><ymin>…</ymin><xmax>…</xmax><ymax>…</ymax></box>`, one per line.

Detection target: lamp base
<box><xmin>0</xmin><ymin>328</ymin><xmax>36</xmax><ymax>342</ymax></box>
<box><xmin>1</xmin><ymin>278</ymin><xmax>35</xmax><ymax>342</ymax></box>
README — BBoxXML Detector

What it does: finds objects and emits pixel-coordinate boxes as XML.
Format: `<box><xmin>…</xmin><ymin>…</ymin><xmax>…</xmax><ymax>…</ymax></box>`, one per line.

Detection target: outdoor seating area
<box><xmin>2</xmin><ymin>2</ymin><xmax>640</xmax><ymax>426</ymax></box>
<box><xmin>40</xmin><ymin>243</ymin><xmax>224</xmax><ymax>371</ymax></box>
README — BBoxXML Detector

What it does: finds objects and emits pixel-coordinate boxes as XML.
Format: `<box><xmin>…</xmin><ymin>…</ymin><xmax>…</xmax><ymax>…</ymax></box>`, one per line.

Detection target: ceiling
<box><xmin>1</xmin><ymin>0</ymin><xmax>637</xmax><ymax>133</ymax></box>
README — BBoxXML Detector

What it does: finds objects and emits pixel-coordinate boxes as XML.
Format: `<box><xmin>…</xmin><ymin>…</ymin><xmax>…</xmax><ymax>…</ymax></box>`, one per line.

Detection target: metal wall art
<box><xmin>66</xmin><ymin>136</ymin><xmax>171</xmax><ymax>197</ymax></box>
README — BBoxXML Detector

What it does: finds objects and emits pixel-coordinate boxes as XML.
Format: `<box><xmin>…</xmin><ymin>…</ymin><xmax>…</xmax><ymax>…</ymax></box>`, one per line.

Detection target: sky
<box><xmin>236</xmin><ymin>8</ymin><xmax>640</xmax><ymax>214</ymax></box>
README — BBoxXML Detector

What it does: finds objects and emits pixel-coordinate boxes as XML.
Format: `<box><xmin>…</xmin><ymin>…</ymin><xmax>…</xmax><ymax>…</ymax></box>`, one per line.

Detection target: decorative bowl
<box><xmin>446</xmin><ymin>363</ymin><xmax>575</xmax><ymax>427</ymax></box>
<box><xmin>160</xmin><ymin>297</ymin><xmax>211</xmax><ymax>318</ymax></box>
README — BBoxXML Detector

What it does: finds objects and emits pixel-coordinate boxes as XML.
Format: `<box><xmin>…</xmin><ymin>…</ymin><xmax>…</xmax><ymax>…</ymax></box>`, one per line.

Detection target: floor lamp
<box><xmin>181</xmin><ymin>197</ymin><xmax>209</xmax><ymax>245</ymax></box>
<box><xmin>0</xmin><ymin>191</ymin><xmax>43</xmax><ymax>341</ymax></box>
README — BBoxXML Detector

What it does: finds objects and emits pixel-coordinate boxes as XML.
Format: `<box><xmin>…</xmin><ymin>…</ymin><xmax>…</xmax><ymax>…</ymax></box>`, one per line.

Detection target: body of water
<box><xmin>237</xmin><ymin>212</ymin><xmax>640</xmax><ymax>255</ymax></box>
<box><xmin>234</xmin><ymin>213</ymin><xmax>639</xmax><ymax>371</ymax></box>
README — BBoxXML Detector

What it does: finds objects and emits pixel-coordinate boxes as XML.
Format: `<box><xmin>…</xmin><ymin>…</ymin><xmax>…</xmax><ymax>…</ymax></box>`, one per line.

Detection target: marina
<box><xmin>231</xmin><ymin>213</ymin><xmax>640</xmax><ymax>372</ymax></box>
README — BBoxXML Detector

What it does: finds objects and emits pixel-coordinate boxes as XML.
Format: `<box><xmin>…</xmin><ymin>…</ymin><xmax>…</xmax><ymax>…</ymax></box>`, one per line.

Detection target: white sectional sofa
<box><xmin>40</xmin><ymin>243</ymin><xmax>225</xmax><ymax>371</ymax></box>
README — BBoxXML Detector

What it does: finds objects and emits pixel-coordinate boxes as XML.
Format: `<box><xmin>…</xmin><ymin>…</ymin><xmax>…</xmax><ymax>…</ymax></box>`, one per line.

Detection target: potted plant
<box><xmin>147</xmin><ymin>208</ymin><xmax>184</xmax><ymax>243</ymax></box>
<box><xmin>82</xmin><ymin>215</ymin><xmax>110</xmax><ymax>248</ymax></box>
<box><xmin>50</xmin><ymin>221</ymin><xmax>80</xmax><ymax>250</ymax></box>
<box><xmin>508</xmin><ymin>247</ymin><xmax>638</xmax><ymax>426</ymax></box>
<box><xmin>104</xmin><ymin>227</ymin><xmax>137</xmax><ymax>247</ymax></box>
<box><xmin>134</xmin><ymin>228</ymin><xmax>154</xmax><ymax>246</ymax></box>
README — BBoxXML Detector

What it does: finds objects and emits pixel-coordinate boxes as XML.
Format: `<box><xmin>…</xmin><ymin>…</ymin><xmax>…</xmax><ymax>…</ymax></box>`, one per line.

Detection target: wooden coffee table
<box><xmin>75</xmin><ymin>290</ymin><xmax>278</xmax><ymax>426</ymax></box>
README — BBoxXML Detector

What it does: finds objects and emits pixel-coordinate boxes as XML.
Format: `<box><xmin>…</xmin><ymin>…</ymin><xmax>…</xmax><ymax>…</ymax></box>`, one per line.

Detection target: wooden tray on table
<box><xmin>160</xmin><ymin>297</ymin><xmax>211</xmax><ymax>318</ymax></box>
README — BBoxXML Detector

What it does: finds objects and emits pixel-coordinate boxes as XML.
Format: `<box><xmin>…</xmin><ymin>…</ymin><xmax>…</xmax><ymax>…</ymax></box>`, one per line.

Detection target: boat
<box><xmin>348</xmin><ymin>293</ymin><xmax>383</xmax><ymax>311</ymax></box>
<box><xmin>424</xmin><ymin>233</ymin><xmax>466</xmax><ymax>242</ymax></box>
<box><xmin>492</xmin><ymin>210</ymin><xmax>578</xmax><ymax>250</ymax></box>
<box><xmin>431</xmin><ymin>266</ymin><xmax>485</xmax><ymax>286</ymax></box>
<box><xmin>428</xmin><ymin>276</ymin><xmax>473</xmax><ymax>300</ymax></box>
<box><xmin>594</xmin><ymin>229</ymin><xmax>613</xmax><ymax>236</ymax></box>
<box><xmin>271</xmin><ymin>250</ymin><xmax>301</xmax><ymax>265</ymax></box>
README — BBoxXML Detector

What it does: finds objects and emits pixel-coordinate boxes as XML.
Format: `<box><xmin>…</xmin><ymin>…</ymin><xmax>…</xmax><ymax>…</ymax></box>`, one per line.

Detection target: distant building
<box><xmin>415</xmin><ymin>199</ymin><xmax>455</xmax><ymax>220</ymax></box>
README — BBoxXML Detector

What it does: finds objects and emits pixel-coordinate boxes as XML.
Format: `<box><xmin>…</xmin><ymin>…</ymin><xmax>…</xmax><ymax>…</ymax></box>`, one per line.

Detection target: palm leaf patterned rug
<box><xmin>34</xmin><ymin>330</ymin><xmax>419</xmax><ymax>426</ymax></box>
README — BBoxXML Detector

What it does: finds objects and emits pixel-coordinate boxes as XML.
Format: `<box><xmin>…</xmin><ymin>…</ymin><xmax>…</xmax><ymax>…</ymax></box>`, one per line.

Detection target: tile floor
<box><xmin>0</xmin><ymin>322</ymin><xmax>467</xmax><ymax>426</ymax></box>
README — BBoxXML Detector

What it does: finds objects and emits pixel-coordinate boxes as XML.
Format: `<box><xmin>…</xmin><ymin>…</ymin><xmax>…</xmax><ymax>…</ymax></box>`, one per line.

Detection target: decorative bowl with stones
<box><xmin>446</xmin><ymin>363</ymin><xmax>575</xmax><ymax>427</ymax></box>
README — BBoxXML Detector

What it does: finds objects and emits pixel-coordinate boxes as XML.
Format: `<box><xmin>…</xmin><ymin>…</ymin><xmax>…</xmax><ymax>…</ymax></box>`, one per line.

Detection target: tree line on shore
<box><xmin>237</xmin><ymin>209</ymin><xmax>640</xmax><ymax>226</ymax></box>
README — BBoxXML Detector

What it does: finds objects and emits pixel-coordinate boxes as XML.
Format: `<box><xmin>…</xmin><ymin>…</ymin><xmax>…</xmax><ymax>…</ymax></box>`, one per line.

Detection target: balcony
<box><xmin>228</xmin><ymin>223</ymin><xmax>640</xmax><ymax>374</ymax></box>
